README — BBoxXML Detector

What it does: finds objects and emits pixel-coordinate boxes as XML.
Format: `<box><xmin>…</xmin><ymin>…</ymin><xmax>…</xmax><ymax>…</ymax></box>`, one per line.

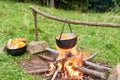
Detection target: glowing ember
<box><xmin>49</xmin><ymin>45</ymin><xmax>87</xmax><ymax>79</ymax></box>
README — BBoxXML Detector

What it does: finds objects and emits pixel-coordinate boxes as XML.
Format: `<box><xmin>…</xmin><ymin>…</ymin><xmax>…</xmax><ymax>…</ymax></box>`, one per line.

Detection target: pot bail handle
<box><xmin>68</xmin><ymin>23</ymin><xmax>72</xmax><ymax>33</ymax></box>
<box><xmin>59</xmin><ymin>23</ymin><xmax>73</xmax><ymax>40</ymax></box>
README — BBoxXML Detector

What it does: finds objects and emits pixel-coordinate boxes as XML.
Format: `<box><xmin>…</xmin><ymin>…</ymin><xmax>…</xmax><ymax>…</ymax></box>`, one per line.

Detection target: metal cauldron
<box><xmin>56</xmin><ymin>24</ymin><xmax>77</xmax><ymax>49</ymax></box>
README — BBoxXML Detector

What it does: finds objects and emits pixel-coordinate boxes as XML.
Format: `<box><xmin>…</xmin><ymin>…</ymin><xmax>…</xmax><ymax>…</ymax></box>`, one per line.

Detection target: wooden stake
<box><xmin>32</xmin><ymin>9</ymin><xmax>38</xmax><ymax>41</ymax></box>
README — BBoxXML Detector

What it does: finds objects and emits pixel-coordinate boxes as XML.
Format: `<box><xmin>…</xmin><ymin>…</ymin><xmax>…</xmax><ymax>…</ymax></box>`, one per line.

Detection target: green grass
<box><xmin>0</xmin><ymin>0</ymin><xmax>120</xmax><ymax>80</ymax></box>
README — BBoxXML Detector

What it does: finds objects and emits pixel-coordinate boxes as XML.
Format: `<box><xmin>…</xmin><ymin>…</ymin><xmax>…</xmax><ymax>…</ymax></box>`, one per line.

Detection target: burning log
<box><xmin>24</xmin><ymin>68</ymin><xmax>49</xmax><ymax>74</ymax></box>
<box><xmin>39</xmin><ymin>55</ymin><xmax>54</xmax><ymax>62</ymax></box>
<box><xmin>45</xmin><ymin>48</ymin><xmax>97</xmax><ymax>61</ymax></box>
<box><xmin>51</xmin><ymin>68</ymin><xmax>59</xmax><ymax>80</ymax></box>
<box><xmin>23</xmin><ymin>46</ymin><xmax>111</xmax><ymax>80</ymax></box>
<box><xmin>75</xmin><ymin>65</ymin><xmax>106</xmax><ymax>79</ymax></box>
<box><xmin>83</xmin><ymin>60</ymin><xmax>112</xmax><ymax>71</ymax></box>
<box><xmin>54</xmin><ymin>54</ymin><xmax>71</xmax><ymax>64</ymax></box>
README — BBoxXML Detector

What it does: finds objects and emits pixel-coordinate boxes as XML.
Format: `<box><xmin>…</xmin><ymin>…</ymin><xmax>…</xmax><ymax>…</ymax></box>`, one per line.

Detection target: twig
<box><xmin>86</xmin><ymin>52</ymin><xmax>97</xmax><ymax>61</ymax></box>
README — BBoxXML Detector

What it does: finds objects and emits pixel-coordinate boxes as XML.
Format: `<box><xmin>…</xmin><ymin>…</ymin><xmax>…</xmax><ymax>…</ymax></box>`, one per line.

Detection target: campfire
<box><xmin>22</xmin><ymin>44</ymin><xmax>112</xmax><ymax>80</ymax></box>
<box><xmin>21</xmin><ymin>39</ymin><xmax>112</xmax><ymax>80</ymax></box>
<box><xmin>48</xmin><ymin>24</ymin><xmax>87</xmax><ymax>79</ymax></box>
<box><xmin>20</xmin><ymin>24</ymin><xmax>112</xmax><ymax>80</ymax></box>
<box><xmin>15</xmin><ymin>6</ymin><xmax>120</xmax><ymax>80</ymax></box>
<box><xmin>48</xmin><ymin>44</ymin><xmax>87</xmax><ymax>80</ymax></box>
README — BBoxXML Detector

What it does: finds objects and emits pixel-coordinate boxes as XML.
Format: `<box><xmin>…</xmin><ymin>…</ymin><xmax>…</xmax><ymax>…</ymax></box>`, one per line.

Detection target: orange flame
<box><xmin>49</xmin><ymin>62</ymin><xmax>55</xmax><ymax>72</ymax></box>
<box><xmin>49</xmin><ymin>44</ymin><xmax>87</xmax><ymax>79</ymax></box>
<box><xmin>56</xmin><ymin>45</ymin><xmax>78</xmax><ymax>60</ymax></box>
<box><xmin>64</xmin><ymin>54</ymin><xmax>83</xmax><ymax>78</ymax></box>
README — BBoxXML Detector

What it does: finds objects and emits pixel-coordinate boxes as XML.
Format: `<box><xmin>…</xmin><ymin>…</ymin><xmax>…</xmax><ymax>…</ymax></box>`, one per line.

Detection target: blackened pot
<box><xmin>6</xmin><ymin>45</ymin><xmax>27</xmax><ymax>56</ymax></box>
<box><xmin>56</xmin><ymin>33</ymin><xmax>77</xmax><ymax>49</ymax></box>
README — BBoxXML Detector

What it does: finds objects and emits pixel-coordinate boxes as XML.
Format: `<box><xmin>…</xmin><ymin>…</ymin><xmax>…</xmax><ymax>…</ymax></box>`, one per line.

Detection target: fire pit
<box><xmin>18</xmin><ymin>24</ymin><xmax>112</xmax><ymax>80</ymax></box>
<box><xmin>19</xmin><ymin>45</ymin><xmax>111</xmax><ymax>80</ymax></box>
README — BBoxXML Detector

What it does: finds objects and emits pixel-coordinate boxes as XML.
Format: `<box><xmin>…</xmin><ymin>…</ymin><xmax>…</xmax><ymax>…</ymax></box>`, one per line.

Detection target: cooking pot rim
<box><xmin>56</xmin><ymin>33</ymin><xmax>77</xmax><ymax>40</ymax></box>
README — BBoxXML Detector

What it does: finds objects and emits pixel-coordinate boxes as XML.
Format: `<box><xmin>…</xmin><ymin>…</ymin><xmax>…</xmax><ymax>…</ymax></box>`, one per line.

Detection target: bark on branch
<box><xmin>39</xmin><ymin>55</ymin><xmax>54</xmax><ymax>61</ymax></box>
<box><xmin>83</xmin><ymin>60</ymin><xmax>112</xmax><ymax>71</ymax></box>
<box><xmin>75</xmin><ymin>65</ymin><xmax>106</xmax><ymax>79</ymax></box>
<box><xmin>30</xmin><ymin>6</ymin><xmax>120</xmax><ymax>28</ymax></box>
<box><xmin>51</xmin><ymin>68</ymin><xmax>59</xmax><ymax>80</ymax></box>
<box><xmin>24</xmin><ymin>68</ymin><xmax>49</xmax><ymax>74</ymax></box>
<box><xmin>32</xmin><ymin>9</ymin><xmax>38</xmax><ymax>41</ymax></box>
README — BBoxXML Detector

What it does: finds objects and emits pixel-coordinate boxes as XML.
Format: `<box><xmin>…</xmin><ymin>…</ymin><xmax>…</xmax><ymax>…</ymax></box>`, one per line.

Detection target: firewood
<box><xmin>24</xmin><ymin>68</ymin><xmax>49</xmax><ymax>74</ymax></box>
<box><xmin>24</xmin><ymin>66</ymin><xmax>49</xmax><ymax>71</ymax></box>
<box><xmin>51</xmin><ymin>68</ymin><xmax>59</xmax><ymax>80</ymax></box>
<box><xmin>45</xmin><ymin>48</ymin><xmax>59</xmax><ymax>54</ymax></box>
<box><xmin>75</xmin><ymin>65</ymin><xmax>106</xmax><ymax>79</ymax></box>
<box><xmin>45</xmin><ymin>48</ymin><xmax>96</xmax><ymax>61</ymax></box>
<box><xmin>39</xmin><ymin>55</ymin><xmax>54</xmax><ymax>61</ymax></box>
<box><xmin>64</xmin><ymin>78</ymin><xmax>80</xmax><ymax>80</ymax></box>
<box><xmin>83</xmin><ymin>60</ymin><xmax>112</xmax><ymax>71</ymax></box>
<box><xmin>46</xmin><ymin>72</ymin><xmax>54</xmax><ymax>77</ymax></box>
<box><xmin>45</xmin><ymin>48</ymin><xmax>97</xmax><ymax>61</ymax></box>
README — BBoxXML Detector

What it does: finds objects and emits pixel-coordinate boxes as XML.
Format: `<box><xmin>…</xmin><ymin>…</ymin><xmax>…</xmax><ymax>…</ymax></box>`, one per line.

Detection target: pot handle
<box><xmin>59</xmin><ymin>23</ymin><xmax>73</xmax><ymax>40</ymax></box>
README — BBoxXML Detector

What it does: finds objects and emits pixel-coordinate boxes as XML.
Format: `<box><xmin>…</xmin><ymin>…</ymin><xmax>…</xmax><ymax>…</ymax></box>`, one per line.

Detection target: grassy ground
<box><xmin>0</xmin><ymin>0</ymin><xmax>120</xmax><ymax>80</ymax></box>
